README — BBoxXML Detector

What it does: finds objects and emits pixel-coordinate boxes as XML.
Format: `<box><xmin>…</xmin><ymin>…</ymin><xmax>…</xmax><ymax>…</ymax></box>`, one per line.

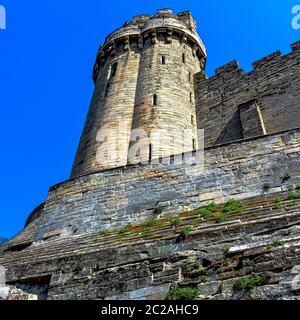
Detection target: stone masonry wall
<box><xmin>195</xmin><ymin>41</ymin><xmax>300</xmax><ymax>147</ymax></box>
<box><xmin>35</xmin><ymin>128</ymin><xmax>300</xmax><ymax>241</ymax></box>
<box><xmin>2</xmin><ymin>192</ymin><xmax>300</xmax><ymax>300</ymax></box>
<box><xmin>129</xmin><ymin>32</ymin><xmax>201</xmax><ymax>164</ymax></box>
<box><xmin>71</xmin><ymin>42</ymin><xmax>141</xmax><ymax>177</ymax></box>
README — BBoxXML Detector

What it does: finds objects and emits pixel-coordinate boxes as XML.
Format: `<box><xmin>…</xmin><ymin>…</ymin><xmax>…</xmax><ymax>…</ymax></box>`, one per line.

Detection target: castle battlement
<box><xmin>94</xmin><ymin>9</ymin><xmax>206</xmax><ymax>83</ymax></box>
<box><xmin>204</xmin><ymin>40</ymin><xmax>300</xmax><ymax>83</ymax></box>
<box><xmin>195</xmin><ymin>40</ymin><xmax>300</xmax><ymax>148</ymax></box>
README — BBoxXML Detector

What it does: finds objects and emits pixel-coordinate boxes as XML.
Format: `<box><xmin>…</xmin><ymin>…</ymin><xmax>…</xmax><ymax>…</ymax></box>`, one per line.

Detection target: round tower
<box><xmin>128</xmin><ymin>9</ymin><xmax>206</xmax><ymax>164</ymax></box>
<box><xmin>71</xmin><ymin>9</ymin><xmax>206</xmax><ymax>178</ymax></box>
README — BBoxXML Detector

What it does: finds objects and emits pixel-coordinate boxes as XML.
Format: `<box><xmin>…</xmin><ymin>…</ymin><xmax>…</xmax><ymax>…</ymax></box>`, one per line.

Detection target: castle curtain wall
<box><xmin>195</xmin><ymin>42</ymin><xmax>300</xmax><ymax>147</ymax></box>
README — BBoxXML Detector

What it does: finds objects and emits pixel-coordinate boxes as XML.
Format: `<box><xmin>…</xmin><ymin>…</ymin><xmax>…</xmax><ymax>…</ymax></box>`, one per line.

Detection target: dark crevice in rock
<box><xmin>3</xmin><ymin>242</ymin><xmax>32</xmax><ymax>253</ymax></box>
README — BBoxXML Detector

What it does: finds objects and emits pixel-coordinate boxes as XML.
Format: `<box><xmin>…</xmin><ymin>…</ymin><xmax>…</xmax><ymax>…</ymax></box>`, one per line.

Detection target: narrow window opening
<box><xmin>149</xmin><ymin>143</ymin><xmax>152</xmax><ymax>162</ymax></box>
<box><xmin>170</xmin><ymin>155</ymin><xmax>175</xmax><ymax>164</ymax></box>
<box><xmin>188</xmin><ymin>72</ymin><xmax>192</xmax><ymax>82</ymax></box>
<box><xmin>160</xmin><ymin>56</ymin><xmax>166</xmax><ymax>65</ymax></box>
<box><xmin>182</xmin><ymin>53</ymin><xmax>186</xmax><ymax>63</ymax></box>
<box><xmin>190</xmin><ymin>92</ymin><xmax>193</xmax><ymax>102</ymax></box>
<box><xmin>110</xmin><ymin>62</ymin><xmax>118</xmax><ymax>78</ymax></box>
<box><xmin>105</xmin><ymin>83</ymin><xmax>110</xmax><ymax>97</ymax></box>
<box><xmin>152</xmin><ymin>94</ymin><xmax>158</xmax><ymax>106</ymax></box>
<box><xmin>192</xmin><ymin>138</ymin><xmax>196</xmax><ymax>151</ymax></box>
<box><xmin>191</xmin><ymin>115</ymin><xmax>195</xmax><ymax>125</ymax></box>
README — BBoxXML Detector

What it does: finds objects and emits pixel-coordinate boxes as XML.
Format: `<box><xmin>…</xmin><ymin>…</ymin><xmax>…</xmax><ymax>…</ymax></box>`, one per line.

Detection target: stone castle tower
<box><xmin>71</xmin><ymin>9</ymin><xmax>206</xmax><ymax>178</ymax></box>
<box><xmin>1</xmin><ymin>9</ymin><xmax>300</xmax><ymax>301</ymax></box>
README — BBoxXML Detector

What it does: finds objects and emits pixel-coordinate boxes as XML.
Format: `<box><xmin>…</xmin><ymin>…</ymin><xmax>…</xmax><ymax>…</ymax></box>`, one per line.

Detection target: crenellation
<box><xmin>252</xmin><ymin>51</ymin><xmax>282</xmax><ymax>71</ymax></box>
<box><xmin>196</xmin><ymin>41</ymin><xmax>300</xmax><ymax>147</ymax></box>
<box><xmin>177</xmin><ymin>11</ymin><xmax>196</xmax><ymax>29</ymax></box>
<box><xmin>156</xmin><ymin>8</ymin><xmax>174</xmax><ymax>16</ymax></box>
<box><xmin>92</xmin><ymin>18</ymin><xmax>205</xmax><ymax>82</ymax></box>
<box><xmin>131</xmin><ymin>14</ymin><xmax>151</xmax><ymax>25</ymax></box>
<box><xmin>291</xmin><ymin>40</ymin><xmax>300</xmax><ymax>52</ymax></box>
<box><xmin>215</xmin><ymin>60</ymin><xmax>242</xmax><ymax>76</ymax></box>
<box><xmin>205</xmin><ymin>44</ymin><xmax>299</xmax><ymax>81</ymax></box>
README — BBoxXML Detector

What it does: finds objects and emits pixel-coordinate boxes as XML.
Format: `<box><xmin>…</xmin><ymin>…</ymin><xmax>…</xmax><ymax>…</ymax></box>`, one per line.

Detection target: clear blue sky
<box><xmin>0</xmin><ymin>0</ymin><xmax>299</xmax><ymax>239</ymax></box>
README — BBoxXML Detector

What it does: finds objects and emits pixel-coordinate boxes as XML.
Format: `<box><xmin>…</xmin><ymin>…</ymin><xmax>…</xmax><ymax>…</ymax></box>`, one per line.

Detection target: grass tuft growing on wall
<box><xmin>167</xmin><ymin>287</ymin><xmax>199</xmax><ymax>300</ymax></box>
<box><xmin>234</xmin><ymin>274</ymin><xmax>265</xmax><ymax>291</ymax></box>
